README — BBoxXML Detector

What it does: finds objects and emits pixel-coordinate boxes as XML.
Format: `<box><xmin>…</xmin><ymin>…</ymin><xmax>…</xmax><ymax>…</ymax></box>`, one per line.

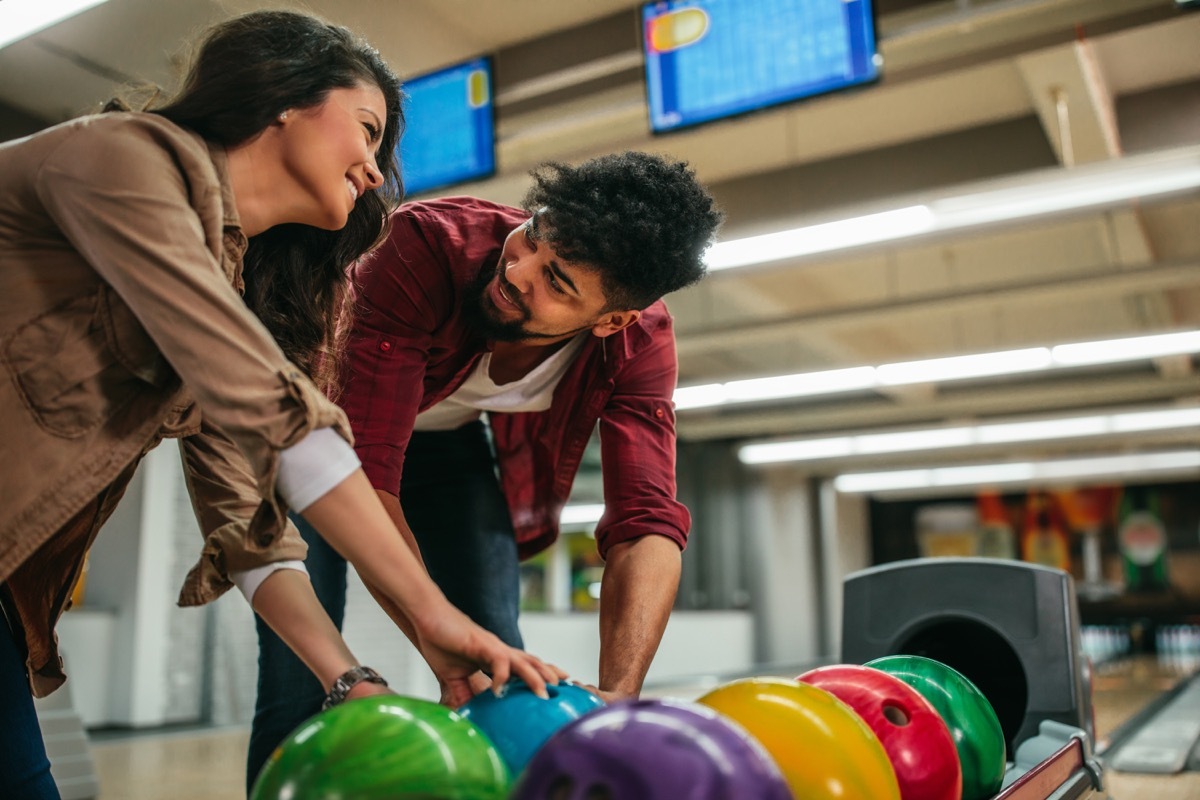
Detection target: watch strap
<box><xmin>323</xmin><ymin>665</ymin><xmax>387</xmax><ymax>710</ymax></box>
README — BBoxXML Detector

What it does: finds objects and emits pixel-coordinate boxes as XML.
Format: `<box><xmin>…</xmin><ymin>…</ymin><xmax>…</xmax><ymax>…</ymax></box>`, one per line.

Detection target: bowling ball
<box><xmin>511</xmin><ymin>698</ymin><xmax>791</xmax><ymax>800</ymax></box>
<box><xmin>250</xmin><ymin>695</ymin><xmax>509</xmax><ymax>800</ymax></box>
<box><xmin>868</xmin><ymin>655</ymin><xmax>1006</xmax><ymax>800</ymax></box>
<box><xmin>697</xmin><ymin>677</ymin><xmax>901</xmax><ymax>799</ymax></box>
<box><xmin>797</xmin><ymin>664</ymin><xmax>962</xmax><ymax>800</ymax></box>
<box><xmin>457</xmin><ymin>679</ymin><xmax>605</xmax><ymax>775</ymax></box>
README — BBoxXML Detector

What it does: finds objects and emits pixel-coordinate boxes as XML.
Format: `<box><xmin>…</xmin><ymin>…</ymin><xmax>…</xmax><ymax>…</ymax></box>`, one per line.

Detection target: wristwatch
<box><xmin>323</xmin><ymin>666</ymin><xmax>388</xmax><ymax>710</ymax></box>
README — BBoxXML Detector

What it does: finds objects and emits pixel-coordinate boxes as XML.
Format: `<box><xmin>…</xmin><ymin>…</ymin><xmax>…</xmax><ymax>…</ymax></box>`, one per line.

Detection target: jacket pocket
<box><xmin>3</xmin><ymin>290</ymin><xmax>172</xmax><ymax>438</ymax></box>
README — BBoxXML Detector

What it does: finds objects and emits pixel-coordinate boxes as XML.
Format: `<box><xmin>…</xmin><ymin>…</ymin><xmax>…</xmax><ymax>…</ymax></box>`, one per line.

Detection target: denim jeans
<box><xmin>0</xmin><ymin>600</ymin><xmax>62</xmax><ymax>800</ymax></box>
<box><xmin>246</xmin><ymin>420</ymin><xmax>523</xmax><ymax>790</ymax></box>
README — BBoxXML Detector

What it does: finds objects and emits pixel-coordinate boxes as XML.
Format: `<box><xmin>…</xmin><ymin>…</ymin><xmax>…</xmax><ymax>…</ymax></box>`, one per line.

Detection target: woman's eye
<box><xmin>363</xmin><ymin>123</ymin><xmax>379</xmax><ymax>141</ymax></box>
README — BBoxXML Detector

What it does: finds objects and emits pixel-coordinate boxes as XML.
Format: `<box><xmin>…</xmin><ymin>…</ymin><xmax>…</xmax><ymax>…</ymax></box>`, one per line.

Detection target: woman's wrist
<box><xmin>323</xmin><ymin>665</ymin><xmax>388</xmax><ymax>709</ymax></box>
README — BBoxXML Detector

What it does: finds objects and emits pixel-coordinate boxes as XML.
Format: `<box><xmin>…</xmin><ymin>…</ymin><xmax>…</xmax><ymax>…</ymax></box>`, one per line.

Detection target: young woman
<box><xmin>0</xmin><ymin>11</ymin><xmax>560</xmax><ymax>798</ymax></box>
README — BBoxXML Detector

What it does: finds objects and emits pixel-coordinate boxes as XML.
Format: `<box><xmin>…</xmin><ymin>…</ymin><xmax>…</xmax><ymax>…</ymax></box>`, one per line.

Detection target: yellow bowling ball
<box><xmin>698</xmin><ymin>677</ymin><xmax>901</xmax><ymax>800</ymax></box>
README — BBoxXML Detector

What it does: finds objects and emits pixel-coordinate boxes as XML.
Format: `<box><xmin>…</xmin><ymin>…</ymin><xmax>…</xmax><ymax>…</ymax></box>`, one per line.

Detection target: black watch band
<box><xmin>323</xmin><ymin>666</ymin><xmax>387</xmax><ymax>710</ymax></box>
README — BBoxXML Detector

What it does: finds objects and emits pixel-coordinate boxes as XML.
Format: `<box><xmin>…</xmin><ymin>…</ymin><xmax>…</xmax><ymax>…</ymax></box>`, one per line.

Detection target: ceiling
<box><xmin>2</xmin><ymin>0</ymin><xmax>1198</xmax><ymax>480</ymax></box>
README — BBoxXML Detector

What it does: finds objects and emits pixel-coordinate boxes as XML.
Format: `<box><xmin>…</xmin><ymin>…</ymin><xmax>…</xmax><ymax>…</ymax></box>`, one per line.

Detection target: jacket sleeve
<box><xmin>176</xmin><ymin>418</ymin><xmax>309</xmax><ymax>606</ymax></box>
<box><xmin>594</xmin><ymin>313</ymin><xmax>691</xmax><ymax>558</ymax></box>
<box><xmin>33</xmin><ymin>117</ymin><xmax>351</xmax><ymax>578</ymax></box>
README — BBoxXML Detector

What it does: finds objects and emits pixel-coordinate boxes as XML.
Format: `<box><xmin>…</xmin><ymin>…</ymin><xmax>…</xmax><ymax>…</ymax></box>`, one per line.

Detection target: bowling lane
<box><xmin>1095</xmin><ymin>655</ymin><xmax>1200</xmax><ymax>800</ymax></box>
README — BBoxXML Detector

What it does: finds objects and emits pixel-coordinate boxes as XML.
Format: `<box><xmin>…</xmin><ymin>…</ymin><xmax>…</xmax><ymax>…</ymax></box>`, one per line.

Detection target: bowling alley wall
<box><xmin>867</xmin><ymin>479</ymin><xmax>1200</xmax><ymax>625</ymax></box>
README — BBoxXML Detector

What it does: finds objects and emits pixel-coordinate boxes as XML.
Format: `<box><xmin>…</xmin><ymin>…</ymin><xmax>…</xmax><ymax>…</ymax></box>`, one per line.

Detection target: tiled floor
<box><xmin>90</xmin><ymin>727</ymin><xmax>249</xmax><ymax>800</ymax></box>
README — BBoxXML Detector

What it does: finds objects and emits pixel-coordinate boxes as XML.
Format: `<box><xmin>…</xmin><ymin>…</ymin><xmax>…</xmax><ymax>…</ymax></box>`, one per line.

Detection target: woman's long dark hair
<box><xmin>117</xmin><ymin>11</ymin><xmax>404</xmax><ymax>389</ymax></box>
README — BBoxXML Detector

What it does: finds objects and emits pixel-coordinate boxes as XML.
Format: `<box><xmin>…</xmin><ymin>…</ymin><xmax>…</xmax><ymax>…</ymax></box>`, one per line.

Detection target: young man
<box><xmin>248</xmin><ymin>151</ymin><xmax>722</xmax><ymax>784</ymax></box>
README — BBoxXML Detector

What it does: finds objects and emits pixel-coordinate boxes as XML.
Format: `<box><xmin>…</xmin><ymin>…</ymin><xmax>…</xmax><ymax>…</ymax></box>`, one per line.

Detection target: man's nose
<box><xmin>504</xmin><ymin>256</ymin><xmax>535</xmax><ymax>293</ymax></box>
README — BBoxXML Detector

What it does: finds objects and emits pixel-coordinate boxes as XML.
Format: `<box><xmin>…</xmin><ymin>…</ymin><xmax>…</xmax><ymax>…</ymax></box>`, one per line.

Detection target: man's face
<box><xmin>465</xmin><ymin>214</ymin><xmax>622</xmax><ymax>343</ymax></box>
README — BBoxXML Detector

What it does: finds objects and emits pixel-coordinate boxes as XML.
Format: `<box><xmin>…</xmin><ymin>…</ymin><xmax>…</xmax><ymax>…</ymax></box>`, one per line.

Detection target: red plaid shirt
<box><xmin>339</xmin><ymin>197</ymin><xmax>690</xmax><ymax>559</ymax></box>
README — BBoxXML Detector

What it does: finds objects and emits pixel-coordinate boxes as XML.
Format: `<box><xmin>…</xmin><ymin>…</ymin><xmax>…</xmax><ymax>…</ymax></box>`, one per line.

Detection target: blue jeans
<box><xmin>247</xmin><ymin>420</ymin><xmax>523</xmax><ymax>791</ymax></box>
<box><xmin>0</xmin><ymin>600</ymin><xmax>61</xmax><ymax>800</ymax></box>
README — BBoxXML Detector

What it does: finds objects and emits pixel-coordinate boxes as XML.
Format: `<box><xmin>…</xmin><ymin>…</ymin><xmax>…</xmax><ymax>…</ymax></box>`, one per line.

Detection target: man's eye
<box><xmin>547</xmin><ymin>271</ymin><xmax>565</xmax><ymax>294</ymax></box>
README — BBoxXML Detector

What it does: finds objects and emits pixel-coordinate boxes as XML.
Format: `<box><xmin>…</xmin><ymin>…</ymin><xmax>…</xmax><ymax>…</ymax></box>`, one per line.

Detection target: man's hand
<box><xmin>438</xmin><ymin>670</ymin><xmax>494</xmax><ymax>708</ymax></box>
<box><xmin>576</xmin><ymin>682</ymin><xmax>635</xmax><ymax>705</ymax></box>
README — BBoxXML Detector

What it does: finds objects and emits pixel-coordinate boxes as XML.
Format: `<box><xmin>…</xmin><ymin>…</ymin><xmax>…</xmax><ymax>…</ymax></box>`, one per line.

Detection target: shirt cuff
<box><xmin>277</xmin><ymin>426</ymin><xmax>361</xmax><ymax>512</ymax></box>
<box><xmin>230</xmin><ymin>560</ymin><xmax>308</xmax><ymax>605</ymax></box>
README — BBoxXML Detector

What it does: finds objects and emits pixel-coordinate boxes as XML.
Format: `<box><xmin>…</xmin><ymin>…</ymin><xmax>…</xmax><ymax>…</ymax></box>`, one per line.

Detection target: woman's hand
<box><xmin>413</xmin><ymin>604</ymin><xmax>567</xmax><ymax>708</ymax></box>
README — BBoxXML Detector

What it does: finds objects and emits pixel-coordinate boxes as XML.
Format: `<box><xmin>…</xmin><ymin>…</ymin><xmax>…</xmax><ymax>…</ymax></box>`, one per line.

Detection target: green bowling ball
<box><xmin>250</xmin><ymin>695</ymin><xmax>510</xmax><ymax>800</ymax></box>
<box><xmin>867</xmin><ymin>655</ymin><xmax>1006</xmax><ymax>800</ymax></box>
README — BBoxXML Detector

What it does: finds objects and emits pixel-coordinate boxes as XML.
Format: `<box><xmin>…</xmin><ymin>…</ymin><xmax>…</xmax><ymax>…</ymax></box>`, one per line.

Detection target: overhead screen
<box><xmin>642</xmin><ymin>0</ymin><xmax>879</xmax><ymax>134</ymax></box>
<box><xmin>398</xmin><ymin>57</ymin><xmax>496</xmax><ymax>195</ymax></box>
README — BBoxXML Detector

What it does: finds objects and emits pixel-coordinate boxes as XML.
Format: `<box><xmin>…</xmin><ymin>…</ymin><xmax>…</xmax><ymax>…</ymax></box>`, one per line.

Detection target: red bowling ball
<box><xmin>797</xmin><ymin>664</ymin><xmax>962</xmax><ymax>800</ymax></box>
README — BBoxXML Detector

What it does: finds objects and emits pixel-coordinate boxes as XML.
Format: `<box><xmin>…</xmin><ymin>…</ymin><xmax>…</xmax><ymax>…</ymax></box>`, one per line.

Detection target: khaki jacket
<box><xmin>0</xmin><ymin>112</ymin><xmax>351</xmax><ymax>695</ymax></box>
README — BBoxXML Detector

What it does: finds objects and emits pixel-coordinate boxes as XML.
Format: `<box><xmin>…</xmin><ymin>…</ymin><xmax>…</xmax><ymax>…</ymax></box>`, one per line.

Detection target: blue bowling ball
<box><xmin>457</xmin><ymin>679</ymin><xmax>605</xmax><ymax>776</ymax></box>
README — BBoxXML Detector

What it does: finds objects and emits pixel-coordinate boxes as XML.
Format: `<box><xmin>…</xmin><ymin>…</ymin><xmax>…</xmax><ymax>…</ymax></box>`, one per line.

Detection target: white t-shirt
<box><xmin>414</xmin><ymin>334</ymin><xmax>588</xmax><ymax>431</ymax></box>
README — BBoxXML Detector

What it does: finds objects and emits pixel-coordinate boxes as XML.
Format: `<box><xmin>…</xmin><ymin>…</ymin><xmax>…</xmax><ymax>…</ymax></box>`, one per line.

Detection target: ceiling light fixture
<box><xmin>832</xmin><ymin>451</ymin><xmax>1200</xmax><ymax>494</ymax></box>
<box><xmin>0</xmin><ymin>0</ymin><xmax>111</xmax><ymax>50</ymax></box>
<box><xmin>676</xmin><ymin>329</ymin><xmax>1200</xmax><ymax>411</ymax></box>
<box><xmin>737</xmin><ymin>405</ymin><xmax>1200</xmax><ymax>465</ymax></box>
<box><xmin>703</xmin><ymin>144</ymin><xmax>1200</xmax><ymax>271</ymax></box>
<box><xmin>559</xmin><ymin>503</ymin><xmax>605</xmax><ymax>526</ymax></box>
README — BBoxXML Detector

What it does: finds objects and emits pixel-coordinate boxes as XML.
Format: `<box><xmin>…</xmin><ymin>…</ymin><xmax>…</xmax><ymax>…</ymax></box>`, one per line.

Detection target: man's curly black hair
<box><xmin>521</xmin><ymin>151</ymin><xmax>723</xmax><ymax>311</ymax></box>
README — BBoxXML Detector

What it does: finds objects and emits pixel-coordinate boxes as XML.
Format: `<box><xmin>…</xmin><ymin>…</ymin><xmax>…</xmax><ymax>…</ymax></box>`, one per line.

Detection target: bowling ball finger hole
<box><xmin>883</xmin><ymin>703</ymin><xmax>910</xmax><ymax>726</ymax></box>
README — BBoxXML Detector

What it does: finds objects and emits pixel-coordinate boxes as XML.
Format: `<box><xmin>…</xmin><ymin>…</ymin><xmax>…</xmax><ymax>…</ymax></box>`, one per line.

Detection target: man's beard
<box><xmin>462</xmin><ymin>262</ymin><xmax>532</xmax><ymax>342</ymax></box>
<box><xmin>462</xmin><ymin>261</ymin><xmax>593</xmax><ymax>343</ymax></box>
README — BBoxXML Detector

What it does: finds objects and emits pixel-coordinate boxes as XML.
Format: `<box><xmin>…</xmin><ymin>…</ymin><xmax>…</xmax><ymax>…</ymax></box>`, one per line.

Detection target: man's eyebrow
<box><xmin>548</xmin><ymin>260</ymin><xmax>580</xmax><ymax>296</ymax></box>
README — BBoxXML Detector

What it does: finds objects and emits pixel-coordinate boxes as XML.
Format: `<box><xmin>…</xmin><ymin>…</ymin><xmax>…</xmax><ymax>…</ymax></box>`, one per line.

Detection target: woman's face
<box><xmin>278</xmin><ymin>82</ymin><xmax>388</xmax><ymax>230</ymax></box>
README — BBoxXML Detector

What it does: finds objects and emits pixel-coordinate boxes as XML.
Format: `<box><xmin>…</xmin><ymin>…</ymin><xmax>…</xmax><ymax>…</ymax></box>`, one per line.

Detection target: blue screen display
<box><xmin>398</xmin><ymin>57</ymin><xmax>495</xmax><ymax>195</ymax></box>
<box><xmin>642</xmin><ymin>0</ymin><xmax>879</xmax><ymax>133</ymax></box>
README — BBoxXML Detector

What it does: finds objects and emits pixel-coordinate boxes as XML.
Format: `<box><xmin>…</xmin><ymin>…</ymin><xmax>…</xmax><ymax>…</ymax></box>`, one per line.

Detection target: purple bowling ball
<box><xmin>511</xmin><ymin>698</ymin><xmax>791</xmax><ymax>800</ymax></box>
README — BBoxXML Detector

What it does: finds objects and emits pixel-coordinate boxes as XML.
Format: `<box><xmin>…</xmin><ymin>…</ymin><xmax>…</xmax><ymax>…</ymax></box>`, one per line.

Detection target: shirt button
<box><xmin>379</xmin><ymin>341</ymin><xmax>392</xmax><ymax>352</ymax></box>
<box><xmin>655</xmin><ymin>408</ymin><xmax>664</xmax><ymax>418</ymax></box>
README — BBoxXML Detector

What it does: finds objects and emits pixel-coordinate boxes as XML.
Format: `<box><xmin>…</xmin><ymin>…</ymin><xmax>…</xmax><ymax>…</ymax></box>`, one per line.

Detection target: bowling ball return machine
<box><xmin>841</xmin><ymin>558</ymin><xmax>1106</xmax><ymax>800</ymax></box>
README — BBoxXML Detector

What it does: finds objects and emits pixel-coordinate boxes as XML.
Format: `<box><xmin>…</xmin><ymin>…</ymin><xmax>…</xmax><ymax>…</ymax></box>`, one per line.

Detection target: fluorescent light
<box><xmin>737</xmin><ymin>403</ymin><xmax>1200</xmax><ymax>465</ymax></box>
<box><xmin>1111</xmin><ymin>407</ymin><xmax>1200</xmax><ymax>433</ymax></box>
<box><xmin>1052</xmin><ymin>330</ymin><xmax>1200</xmax><ymax>366</ymax></box>
<box><xmin>834</xmin><ymin>451</ymin><xmax>1200</xmax><ymax>493</ymax></box>
<box><xmin>740</xmin><ymin>437</ymin><xmax>854</xmax><ymax>464</ymax></box>
<box><xmin>0</xmin><ymin>0</ymin><xmax>110</xmax><ymax>50</ymax></box>
<box><xmin>674</xmin><ymin>330</ymin><xmax>1200</xmax><ymax>411</ymax></box>
<box><xmin>876</xmin><ymin>348</ymin><xmax>1052</xmax><ymax>386</ymax></box>
<box><xmin>705</xmin><ymin>206</ymin><xmax>935</xmax><ymax>271</ymax></box>
<box><xmin>703</xmin><ymin>145</ymin><xmax>1200</xmax><ymax>272</ymax></box>
<box><xmin>560</xmin><ymin>503</ymin><xmax>605</xmax><ymax>526</ymax></box>
<box><xmin>855</xmin><ymin>426</ymin><xmax>975</xmax><ymax>454</ymax></box>
<box><xmin>976</xmin><ymin>415</ymin><xmax>1109</xmax><ymax>445</ymax></box>
<box><xmin>673</xmin><ymin>383</ymin><xmax>729</xmax><ymax>411</ymax></box>
<box><xmin>834</xmin><ymin>469</ymin><xmax>932</xmax><ymax>493</ymax></box>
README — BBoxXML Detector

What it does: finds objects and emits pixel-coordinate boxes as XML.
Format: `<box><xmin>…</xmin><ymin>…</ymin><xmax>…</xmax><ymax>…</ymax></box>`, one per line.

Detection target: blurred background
<box><xmin>3</xmin><ymin>0</ymin><xmax>1198</xmax><ymax>797</ymax></box>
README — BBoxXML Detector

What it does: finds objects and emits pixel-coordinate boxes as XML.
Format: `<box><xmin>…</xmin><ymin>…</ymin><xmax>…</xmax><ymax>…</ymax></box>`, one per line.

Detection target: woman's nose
<box><xmin>364</xmin><ymin>160</ymin><xmax>383</xmax><ymax>189</ymax></box>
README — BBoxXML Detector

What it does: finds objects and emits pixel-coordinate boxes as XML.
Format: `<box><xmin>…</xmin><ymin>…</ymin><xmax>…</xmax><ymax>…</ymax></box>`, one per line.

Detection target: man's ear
<box><xmin>591</xmin><ymin>308</ymin><xmax>641</xmax><ymax>338</ymax></box>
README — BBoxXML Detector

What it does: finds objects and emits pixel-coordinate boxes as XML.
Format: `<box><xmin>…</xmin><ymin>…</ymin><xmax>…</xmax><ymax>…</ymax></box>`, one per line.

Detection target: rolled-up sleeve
<box><xmin>177</xmin><ymin>417</ymin><xmax>310</xmax><ymax>605</ymax></box>
<box><xmin>594</xmin><ymin>315</ymin><xmax>691</xmax><ymax>558</ymax></box>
